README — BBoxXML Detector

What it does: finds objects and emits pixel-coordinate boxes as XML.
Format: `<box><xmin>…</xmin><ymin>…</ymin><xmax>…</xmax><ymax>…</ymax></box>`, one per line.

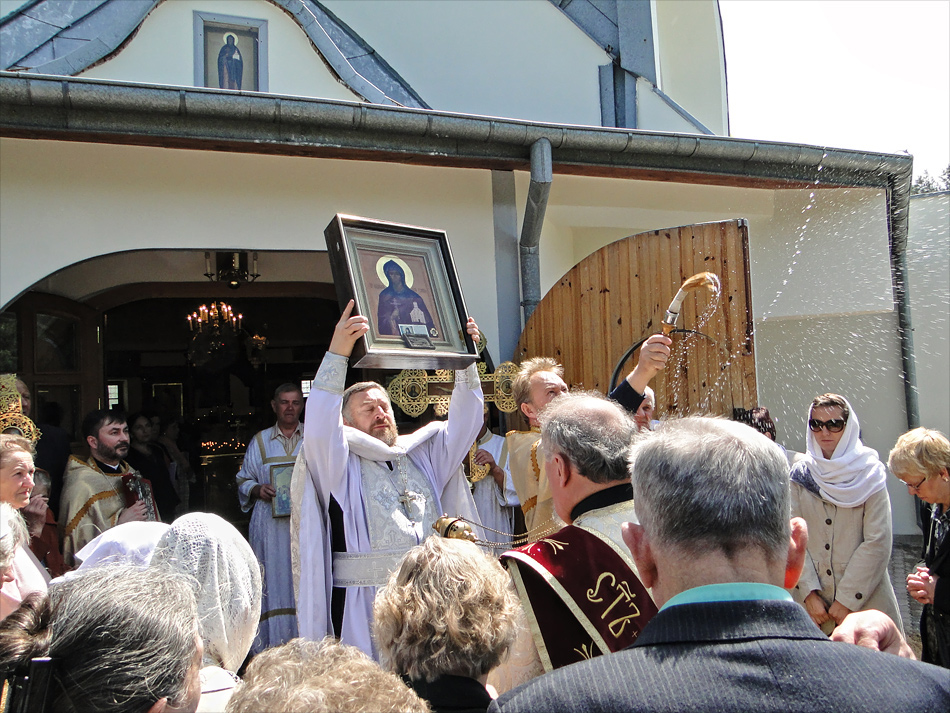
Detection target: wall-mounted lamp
<box><xmin>204</xmin><ymin>251</ymin><xmax>260</xmax><ymax>289</ymax></box>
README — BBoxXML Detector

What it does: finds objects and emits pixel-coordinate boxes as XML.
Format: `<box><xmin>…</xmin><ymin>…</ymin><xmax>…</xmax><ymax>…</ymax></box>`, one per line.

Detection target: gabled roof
<box><xmin>0</xmin><ymin>0</ymin><xmax>428</xmax><ymax>108</ymax></box>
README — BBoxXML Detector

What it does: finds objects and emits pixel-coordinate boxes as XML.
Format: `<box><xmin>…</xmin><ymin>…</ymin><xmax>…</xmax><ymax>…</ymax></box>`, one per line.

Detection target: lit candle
<box><xmin>197</xmin><ymin>318</ymin><xmax>203</xmax><ymax>333</ymax></box>
<box><xmin>188</xmin><ymin>315</ymin><xmax>193</xmax><ymax>331</ymax></box>
<box><xmin>238</xmin><ymin>314</ymin><xmax>243</xmax><ymax>330</ymax></box>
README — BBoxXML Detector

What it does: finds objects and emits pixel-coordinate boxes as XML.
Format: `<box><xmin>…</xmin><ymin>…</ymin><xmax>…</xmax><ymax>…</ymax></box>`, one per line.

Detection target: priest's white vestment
<box><xmin>291</xmin><ymin>352</ymin><xmax>483</xmax><ymax>658</ymax></box>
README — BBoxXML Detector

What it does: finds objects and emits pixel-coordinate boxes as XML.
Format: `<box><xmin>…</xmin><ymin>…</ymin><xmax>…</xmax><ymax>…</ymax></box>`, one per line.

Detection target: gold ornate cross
<box><xmin>387</xmin><ymin>360</ymin><xmax>519</xmax><ymax>418</ymax></box>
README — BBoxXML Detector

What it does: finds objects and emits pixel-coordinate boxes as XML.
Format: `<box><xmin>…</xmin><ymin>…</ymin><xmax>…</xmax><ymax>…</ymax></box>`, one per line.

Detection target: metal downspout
<box><xmin>886</xmin><ymin>163</ymin><xmax>920</xmax><ymax>429</ymax></box>
<box><xmin>520</xmin><ymin>138</ymin><xmax>553</xmax><ymax>325</ymax></box>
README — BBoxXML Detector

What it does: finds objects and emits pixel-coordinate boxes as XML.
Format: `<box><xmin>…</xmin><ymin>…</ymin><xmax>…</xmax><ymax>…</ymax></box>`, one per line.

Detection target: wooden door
<box><xmin>10</xmin><ymin>292</ymin><xmax>103</xmax><ymax>442</ymax></box>
<box><xmin>515</xmin><ymin>220</ymin><xmax>756</xmax><ymax>419</ymax></box>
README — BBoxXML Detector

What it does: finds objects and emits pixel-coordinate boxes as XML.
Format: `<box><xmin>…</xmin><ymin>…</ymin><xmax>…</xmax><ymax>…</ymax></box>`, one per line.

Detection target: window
<box><xmin>194</xmin><ymin>11</ymin><xmax>268</xmax><ymax>92</ymax></box>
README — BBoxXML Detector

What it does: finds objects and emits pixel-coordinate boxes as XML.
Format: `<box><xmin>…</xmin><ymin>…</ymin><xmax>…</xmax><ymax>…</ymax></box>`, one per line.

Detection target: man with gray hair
<box><xmin>506</xmin><ymin>335</ymin><xmax>670</xmax><ymax>535</ymax></box>
<box><xmin>499</xmin><ymin>391</ymin><xmax>656</xmax><ymax>675</ymax></box>
<box><xmin>236</xmin><ymin>382</ymin><xmax>304</xmax><ymax>654</ymax></box>
<box><xmin>492</xmin><ymin>417</ymin><xmax>950</xmax><ymax>712</ymax></box>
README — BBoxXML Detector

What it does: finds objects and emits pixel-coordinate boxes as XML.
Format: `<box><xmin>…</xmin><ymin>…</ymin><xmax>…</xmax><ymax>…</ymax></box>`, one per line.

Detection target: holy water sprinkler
<box><xmin>661</xmin><ymin>272</ymin><xmax>721</xmax><ymax>336</ymax></box>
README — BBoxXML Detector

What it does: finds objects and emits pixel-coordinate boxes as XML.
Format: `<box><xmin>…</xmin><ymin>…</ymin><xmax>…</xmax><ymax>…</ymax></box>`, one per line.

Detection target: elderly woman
<box><xmin>373</xmin><ymin>536</ymin><xmax>521</xmax><ymax>713</ymax></box>
<box><xmin>150</xmin><ymin>512</ymin><xmax>262</xmax><ymax>712</ymax></box>
<box><xmin>789</xmin><ymin>393</ymin><xmax>902</xmax><ymax>633</ymax></box>
<box><xmin>0</xmin><ymin>504</ymin><xmax>28</xmax><ymax>593</ymax></box>
<box><xmin>0</xmin><ymin>565</ymin><xmax>202</xmax><ymax>713</ymax></box>
<box><xmin>0</xmin><ymin>435</ymin><xmax>49</xmax><ymax>620</ymax></box>
<box><xmin>889</xmin><ymin>427</ymin><xmax>950</xmax><ymax>668</ymax></box>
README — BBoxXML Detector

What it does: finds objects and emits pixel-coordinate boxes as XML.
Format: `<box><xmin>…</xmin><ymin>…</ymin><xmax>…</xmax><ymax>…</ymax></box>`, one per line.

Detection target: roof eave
<box><xmin>0</xmin><ymin>72</ymin><xmax>912</xmax><ymax>194</ymax></box>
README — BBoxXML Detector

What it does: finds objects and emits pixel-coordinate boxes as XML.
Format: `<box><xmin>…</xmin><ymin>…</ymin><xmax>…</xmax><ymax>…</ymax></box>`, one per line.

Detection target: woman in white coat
<box><xmin>789</xmin><ymin>393</ymin><xmax>902</xmax><ymax>634</ymax></box>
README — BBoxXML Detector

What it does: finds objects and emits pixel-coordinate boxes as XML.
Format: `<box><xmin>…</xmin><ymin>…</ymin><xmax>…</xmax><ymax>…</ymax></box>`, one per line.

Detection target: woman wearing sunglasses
<box><xmin>789</xmin><ymin>393</ymin><xmax>902</xmax><ymax>635</ymax></box>
<box><xmin>889</xmin><ymin>428</ymin><xmax>950</xmax><ymax>668</ymax></box>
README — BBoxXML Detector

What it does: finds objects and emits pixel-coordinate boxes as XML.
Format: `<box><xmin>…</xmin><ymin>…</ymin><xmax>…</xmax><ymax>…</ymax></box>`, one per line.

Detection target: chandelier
<box><xmin>186</xmin><ymin>302</ymin><xmax>267</xmax><ymax>370</ymax></box>
<box><xmin>187</xmin><ymin>301</ymin><xmax>242</xmax><ymax>334</ymax></box>
<box><xmin>186</xmin><ymin>302</ymin><xmax>242</xmax><ymax>370</ymax></box>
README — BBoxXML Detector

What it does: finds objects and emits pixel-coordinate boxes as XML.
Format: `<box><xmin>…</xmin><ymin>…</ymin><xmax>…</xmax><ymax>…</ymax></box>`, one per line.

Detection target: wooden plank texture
<box><xmin>515</xmin><ymin>220</ymin><xmax>757</xmax><ymax>419</ymax></box>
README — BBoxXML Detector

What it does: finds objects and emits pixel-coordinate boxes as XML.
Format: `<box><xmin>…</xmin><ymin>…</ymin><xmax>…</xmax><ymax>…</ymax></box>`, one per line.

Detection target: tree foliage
<box><xmin>911</xmin><ymin>163</ymin><xmax>950</xmax><ymax>195</ymax></box>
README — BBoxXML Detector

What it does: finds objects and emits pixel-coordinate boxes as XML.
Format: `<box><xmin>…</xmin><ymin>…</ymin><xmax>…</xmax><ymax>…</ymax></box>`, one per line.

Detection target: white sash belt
<box><xmin>331</xmin><ymin>550</ymin><xmax>405</xmax><ymax>588</ymax></box>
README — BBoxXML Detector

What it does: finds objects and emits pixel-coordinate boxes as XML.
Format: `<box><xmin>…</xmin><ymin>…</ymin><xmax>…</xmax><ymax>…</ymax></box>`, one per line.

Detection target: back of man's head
<box><xmin>630</xmin><ymin>417</ymin><xmax>790</xmax><ymax>562</ymax></box>
<box><xmin>540</xmin><ymin>390</ymin><xmax>636</xmax><ymax>484</ymax></box>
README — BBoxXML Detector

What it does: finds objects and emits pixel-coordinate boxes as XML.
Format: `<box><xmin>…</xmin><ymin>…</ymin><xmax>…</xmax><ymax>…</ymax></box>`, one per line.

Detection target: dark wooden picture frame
<box><xmin>324</xmin><ymin>214</ymin><xmax>478</xmax><ymax>370</ymax></box>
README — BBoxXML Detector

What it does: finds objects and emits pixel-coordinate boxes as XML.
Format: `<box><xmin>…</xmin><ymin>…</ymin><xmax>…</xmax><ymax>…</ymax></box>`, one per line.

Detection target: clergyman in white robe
<box><xmin>471</xmin><ymin>430</ymin><xmax>520</xmax><ymax>551</ymax></box>
<box><xmin>236</xmin><ymin>423</ymin><xmax>301</xmax><ymax>654</ymax></box>
<box><xmin>291</xmin><ymin>351</ymin><xmax>483</xmax><ymax>658</ymax></box>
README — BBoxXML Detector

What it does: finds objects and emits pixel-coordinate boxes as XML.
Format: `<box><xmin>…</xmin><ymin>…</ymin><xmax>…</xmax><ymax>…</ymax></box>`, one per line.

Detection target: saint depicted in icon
<box><xmin>376</xmin><ymin>257</ymin><xmax>436</xmax><ymax>337</ymax></box>
<box><xmin>217</xmin><ymin>33</ymin><xmax>243</xmax><ymax>90</ymax></box>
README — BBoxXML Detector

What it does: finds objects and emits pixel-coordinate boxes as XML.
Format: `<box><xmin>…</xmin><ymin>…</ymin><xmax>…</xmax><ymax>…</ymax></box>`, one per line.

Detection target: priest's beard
<box><xmin>373</xmin><ymin>422</ymin><xmax>398</xmax><ymax>447</ymax></box>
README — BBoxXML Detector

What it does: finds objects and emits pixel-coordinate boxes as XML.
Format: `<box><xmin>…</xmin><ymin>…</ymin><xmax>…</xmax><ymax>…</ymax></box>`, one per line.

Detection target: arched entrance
<box><xmin>1</xmin><ymin>248</ymin><xmax>338</xmax><ymax>534</ymax></box>
<box><xmin>515</xmin><ymin>220</ymin><xmax>758</xmax><ymax>419</ymax></box>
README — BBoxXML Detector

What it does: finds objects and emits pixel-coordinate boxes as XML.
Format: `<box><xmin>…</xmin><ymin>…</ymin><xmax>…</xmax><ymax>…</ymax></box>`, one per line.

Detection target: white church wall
<box><xmin>0</xmin><ymin>138</ymin><xmax>500</xmax><ymax>350</ymax></box>
<box><xmin>907</xmin><ymin>192</ymin><xmax>950</xmax><ymax>436</ymax></box>
<box><xmin>748</xmin><ymin>187</ymin><xmax>893</xmax><ymax>321</ymax></box>
<box><xmin>635</xmin><ymin>77</ymin><xmax>706</xmax><ymax>135</ymax></box>
<box><xmin>653</xmin><ymin>0</ymin><xmax>728</xmax><ymax>135</ymax></box>
<box><xmin>79</xmin><ymin>0</ymin><xmax>361</xmax><ymax>101</ymax></box>
<box><xmin>321</xmin><ymin>0</ymin><xmax>609</xmax><ymax>126</ymax></box>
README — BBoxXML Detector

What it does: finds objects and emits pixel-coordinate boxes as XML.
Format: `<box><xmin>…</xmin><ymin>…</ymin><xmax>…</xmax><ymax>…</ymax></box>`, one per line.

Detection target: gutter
<box><xmin>0</xmin><ymin>72</ymin><xmax>919</xmax><ymax>424</ymax></box>
<box><xmin>519</xmin><ymin>138</ymin><xmax>552</xmax><ymax>323</ymax></box>
<box><xmin>0</xmin><ymin>73</ymin><xmax>906</xmax><ymax>188</ymax></box>
<box><xmin>885</xmin><ymin>163</ymin><xmax>920</xmax><ymax>430</ymax></box>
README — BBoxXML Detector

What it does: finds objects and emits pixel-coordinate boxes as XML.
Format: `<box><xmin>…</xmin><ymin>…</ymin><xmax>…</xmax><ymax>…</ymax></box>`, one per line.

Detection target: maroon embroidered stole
<box><xmin>501</xmin><ymin>524</ymin><xmax>657</xmax><ymax>671</ymax></box>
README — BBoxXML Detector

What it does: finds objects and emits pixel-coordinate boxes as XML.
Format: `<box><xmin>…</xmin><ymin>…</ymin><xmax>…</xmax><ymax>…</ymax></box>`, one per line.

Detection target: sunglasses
<box><xmin>808</xmin><ymin>418</ymin><xmax>847</xmax><ymax>433</ymax></box>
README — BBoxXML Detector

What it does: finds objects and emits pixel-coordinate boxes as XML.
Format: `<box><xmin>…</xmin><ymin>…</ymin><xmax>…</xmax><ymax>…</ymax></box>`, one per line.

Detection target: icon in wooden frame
<box><xmin>324</xmin><ymin>214</ymin><xmax>479</xmax><ymax>370</ymax></box>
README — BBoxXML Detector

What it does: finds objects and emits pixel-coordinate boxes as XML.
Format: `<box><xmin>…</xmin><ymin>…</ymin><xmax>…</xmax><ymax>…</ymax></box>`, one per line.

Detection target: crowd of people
<box><xmin>1</xmin><ymin>302</ymin><xmax>949</xmax><ymax>712</ymax></box>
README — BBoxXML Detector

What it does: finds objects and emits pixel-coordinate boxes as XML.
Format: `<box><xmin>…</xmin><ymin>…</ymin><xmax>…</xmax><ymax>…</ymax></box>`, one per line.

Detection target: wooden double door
<box><xmin>6</xmin><ymin>293</ymin><xmax>102</xmax><ymax>442</ymax></box>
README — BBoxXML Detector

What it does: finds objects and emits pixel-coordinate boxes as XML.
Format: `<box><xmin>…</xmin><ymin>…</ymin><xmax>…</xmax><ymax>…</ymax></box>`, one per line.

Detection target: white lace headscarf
<box><xmin>151</xmin><ymin>513</ymin><xmax>262</xmax><ymax>672</ymax></box>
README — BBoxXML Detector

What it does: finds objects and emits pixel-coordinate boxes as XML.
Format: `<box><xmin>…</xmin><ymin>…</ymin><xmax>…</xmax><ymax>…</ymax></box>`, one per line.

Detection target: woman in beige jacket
<box><xmin>789</xmin><ymin>393</ymin><xmax>902</xmax><ymax>634</ymax></box>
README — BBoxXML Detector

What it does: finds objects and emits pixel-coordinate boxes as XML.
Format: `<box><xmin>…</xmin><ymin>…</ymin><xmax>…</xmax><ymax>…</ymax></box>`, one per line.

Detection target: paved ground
<box><xmin>889</xmin><ymin>534</ymin><xmax>925</xmax><ymax>657</ymax></box>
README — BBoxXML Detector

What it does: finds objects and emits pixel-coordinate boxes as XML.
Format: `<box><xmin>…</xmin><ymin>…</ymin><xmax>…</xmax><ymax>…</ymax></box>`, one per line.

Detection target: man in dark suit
<box><xmin>490</xmin><ymin>417</ymin><xmax>950</xmax><ymax>713</ymax></box>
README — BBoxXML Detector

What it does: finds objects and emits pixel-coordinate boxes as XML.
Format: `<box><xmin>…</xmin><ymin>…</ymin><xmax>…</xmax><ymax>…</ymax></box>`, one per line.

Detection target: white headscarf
<box><xmin>150</xmin><ymin>513</ymin><xmax>262</xmax><ymax>673</ymax></box>
<box><xmin>801</xmin><ymin>396</ymin><xmax>886</xmax><ymax>508</ymax></box>
<box><xmin>75</xmin><ymin>521</ymin><xmax>169</xmax><ymax>569</ymax></box>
